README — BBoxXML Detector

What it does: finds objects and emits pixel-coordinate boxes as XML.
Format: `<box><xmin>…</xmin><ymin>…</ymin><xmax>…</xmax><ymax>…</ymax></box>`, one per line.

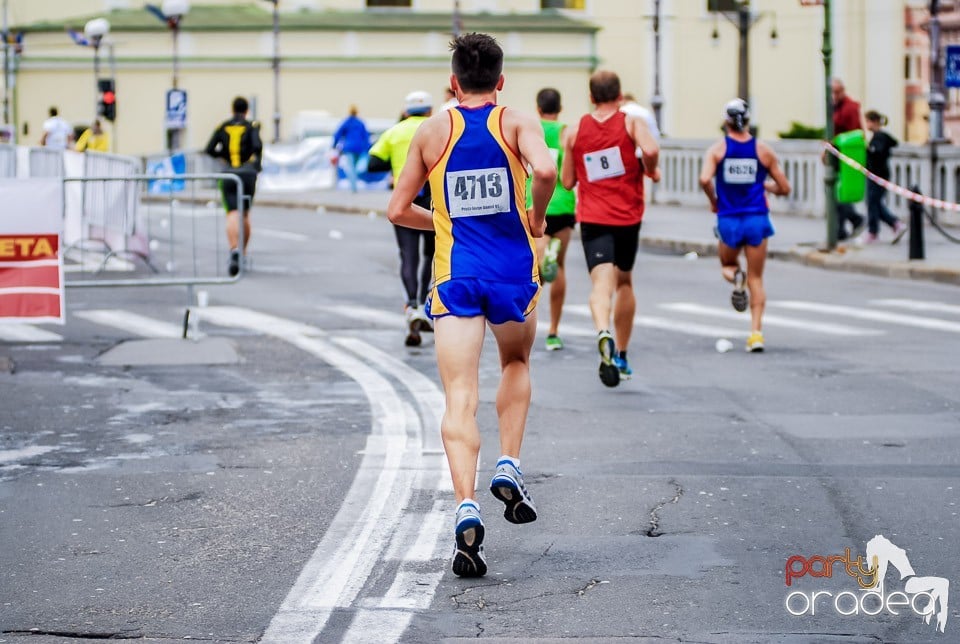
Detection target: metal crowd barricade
<box><xmin>0</xmin><ymin>144</ymin><xmax>15</xmax><ymax>177</ymax></box>
<box><xmin>63</xmin><ymin>174</ymin><xmax>244</xmax><ymax>335</ymax></box>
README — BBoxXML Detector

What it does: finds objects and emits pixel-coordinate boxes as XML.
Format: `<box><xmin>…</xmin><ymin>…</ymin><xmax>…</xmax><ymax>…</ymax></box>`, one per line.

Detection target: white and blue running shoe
<box><xmin>452</xmin><ymin>501</ymin><xmax>487</xmax><ymax>577</ymax></box>
<box><xmin>489</xmin><ymin>459</ymin><xmax>538</xmax><ymax>524</ymax></box>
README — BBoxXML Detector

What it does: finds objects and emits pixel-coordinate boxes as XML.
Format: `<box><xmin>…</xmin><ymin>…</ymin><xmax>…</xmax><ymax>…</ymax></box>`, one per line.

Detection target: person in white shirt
<box><xmin>440</xmin><ymin>87</ymin><xmax>459</xmax><ymax>111</ymax></box>
<box><xmin>40</xmin><ymin>107</ymin><xmax>73</xmax><ymax>150</ymax></box>
<box><xmin>620</xmin><ymin>94</ymin><xmax>660</xmax><ymax>142</ymax></box>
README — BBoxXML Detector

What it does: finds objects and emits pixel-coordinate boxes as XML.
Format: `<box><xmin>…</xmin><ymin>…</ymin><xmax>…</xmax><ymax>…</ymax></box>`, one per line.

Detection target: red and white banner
<box><xmin>0</xmin><ymin>179</ymin><xmax>65</xmax><ymax>324</ymax></box>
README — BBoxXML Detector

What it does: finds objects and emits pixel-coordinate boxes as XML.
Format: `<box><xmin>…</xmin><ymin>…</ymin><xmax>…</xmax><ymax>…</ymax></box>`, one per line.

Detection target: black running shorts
<box><xmin>219</xmin><ymin>166</ymin><xmax>258</xmax><ymax>214</ymax></box>
<box><xmin>545</xmin><ymin>214</ymin><xmax>576</xmax><ymax>237</ymax></box>
<box><xmin>580</xmin><ymin>222</ymin><xmax>642</xmax><ymax>272</ymax></box>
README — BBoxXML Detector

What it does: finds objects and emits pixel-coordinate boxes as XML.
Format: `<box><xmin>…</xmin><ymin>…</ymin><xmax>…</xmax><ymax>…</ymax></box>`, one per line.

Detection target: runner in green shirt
<box><xmin>527</xmin><ymin>88</ymin><xmax>576</xmax><ymax>351</ymax></box>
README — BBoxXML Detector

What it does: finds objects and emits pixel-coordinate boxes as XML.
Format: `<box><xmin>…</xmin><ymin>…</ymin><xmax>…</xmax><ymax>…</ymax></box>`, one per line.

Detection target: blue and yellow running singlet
<box><xmin>428</xmin><ymin>104</ymin><xmax>539</xmax><ymax>287</ymax></box>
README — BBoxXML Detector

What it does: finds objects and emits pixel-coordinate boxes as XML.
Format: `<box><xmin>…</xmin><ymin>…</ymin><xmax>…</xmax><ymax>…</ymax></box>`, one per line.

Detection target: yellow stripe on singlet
<box><xmin>487</xmin><ymin>106</ymin><xmax>538</xmax><ymax>283</ymax></box>
<box><xmin>428</xmin><ymin>109</ymin><xmax>466</xmax><ymax>286</ymax></box>
<box><xmin>225</xmin><ymin>124</ymin><xmax>247</xmax><ymax>168</ymax></box>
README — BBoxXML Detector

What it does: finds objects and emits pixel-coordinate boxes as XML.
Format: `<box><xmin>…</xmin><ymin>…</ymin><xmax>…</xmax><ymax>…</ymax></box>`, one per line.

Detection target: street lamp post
<box><xmin>709</xmin><ymin>1</ymin><xmax>777</xmax><ymax>107</ymax></box>
<box><xmin>928</xmin><ymin>0</ymin><xmax>947</xmax><ymax>221</ymax></box>
<box><xmin>264</xmin><ymin>0</ymin><xmax>281</xmax><ymax>143</ymax></box>
<box><xmin>651</xmin><ymin>0</ymin><xmax>664</xmax><ymax>134</ymax></box>
<box><xmin>453</xmin><ymin>0</ymin><xmax>463</xmax><ymax>37</ymax></box>
<box><xmin>83</xmin><ymin>18</ymin><xmax>110</xmax><ymax>122</ymax></box>
<box><xmin>161</xmin><ymin>0</ymin><xmax>189</xmax><ymax>153</ymax></box>
<box><xmin>822</xmin><ymin>0</ymin><xmax>839</xmax><ymax>250</ymax></box>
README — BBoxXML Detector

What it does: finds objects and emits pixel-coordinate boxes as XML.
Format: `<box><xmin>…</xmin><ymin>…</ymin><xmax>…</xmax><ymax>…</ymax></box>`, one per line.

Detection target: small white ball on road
<box><xmin>715</xmin><ymin>338</ymin><xmax>733</xmax><ymax>353</ymax></box>
<box><xmin>329</xmin><ymin>229</ymin><xmax>344</xmax><ymax>240</ymax></box>
<box><xmin>367</xmin><ymin>210</ymin><xmax>378</xmax><ymax>219</ymax></box>
<box><xmin>684</xmin><ymin>251</ymin><xmax>699</xmax><ymax>261</ymax></box>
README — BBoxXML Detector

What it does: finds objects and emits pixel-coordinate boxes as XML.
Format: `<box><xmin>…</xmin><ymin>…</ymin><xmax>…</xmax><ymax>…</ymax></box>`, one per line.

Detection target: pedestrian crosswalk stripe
<box><xmin>659</xmin><ymin>302</ymin><xmax>884</xmax><ymax>336</ymax></box>
<box><xmin>565</xmin><ymin>304</ymin><xmax>749</xmax><ymax>338</ymax></box>
<box><xmin>870</xmin><ymin>299</ymin><xmax>960</xmax><ymax>316</ymax></box>
<box><xmin>74</xmin><ymin>310</ymin><xmax>187</xmax><ymax>339</ymax></box>
<box><xmin>319</xmin><ymin>304</ymin><xmax>404</xmax><ymax>327</ymax></box>
<box><xmin>772</xmin><ymin>301</ymin><xmax>960</xmax><ymax>334</ymax></box>
<box><xmin>0</xmin><ymin>325</ymin><xmax>63</xmax><ymax>343</ymax></box>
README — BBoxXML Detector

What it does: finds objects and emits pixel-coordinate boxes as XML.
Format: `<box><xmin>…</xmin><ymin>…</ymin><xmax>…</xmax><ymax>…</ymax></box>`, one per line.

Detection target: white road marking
<box><xmin>772</xmin><ymin>300</ymin><xmax>960</xmax><ymax>334</ymax></box>
<box><xmin>659</xmin><ymin>302</ymin><xmax>884</xmax><ymax>336</ymax></box>
<box><xmin>258</xmin><ymin>227</ymin><xmax>311</xmax><ymax>242</ymax></box>
<box><xmin>871</xmin><ymin>299</ymin><xmax>960</xmax><ymax>316</ymax></box>
<box><xmin>320</xmin><ymin>304</ymin><xmax>404</xmax><ymax>327</ymax></box>
<box><xmin>197</xmin><ymin>306</ymin><xmax>447</xmax><ymax>643</ymax></box>
<box><xmin>565</xmin><ymin>304</ymin><xmax>750</xmax><ymax>338</ymax></box>
<box><xmin>0</xmin><ymin>324</ymin><xmax>63</xmax><ymax>343</ymax></box>
<box><xmin>74</xmin><ymin>310</ymin><xmax>186</xmax><ymax>339</ymax></box>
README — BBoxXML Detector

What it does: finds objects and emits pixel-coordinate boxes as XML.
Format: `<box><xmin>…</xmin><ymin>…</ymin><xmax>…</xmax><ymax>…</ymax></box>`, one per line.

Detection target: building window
<box><xmin>367</xmin><ymin>0</ymin><xmax>411</xmax><ymax>7</ymax></box>
<box><xmin>542</xmin><ymin>0</ymin><xmax>586</xmax><ymax>9</ymax></box>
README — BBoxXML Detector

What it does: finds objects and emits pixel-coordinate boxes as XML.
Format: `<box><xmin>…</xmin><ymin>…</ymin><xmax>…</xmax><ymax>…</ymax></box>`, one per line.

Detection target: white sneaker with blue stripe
<box><xmin>489</xmin><ymin>459</ymin><xmax>538</xmax><ymax>524</ymax></box>
<box><xmin>452</xmin><ymin>500</ymin><xmax>487</xmax><ymax>577</ymax></box>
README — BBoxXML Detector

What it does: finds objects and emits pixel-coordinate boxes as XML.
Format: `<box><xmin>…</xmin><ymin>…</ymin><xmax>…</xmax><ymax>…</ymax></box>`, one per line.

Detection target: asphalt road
<box><xmin>2</xmin><ymin>206</ymin><xmax>959</xmax><ymax>644</ymax></box>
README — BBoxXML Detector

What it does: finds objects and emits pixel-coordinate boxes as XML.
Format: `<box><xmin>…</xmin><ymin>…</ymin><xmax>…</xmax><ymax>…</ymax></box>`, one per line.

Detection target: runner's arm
<box><xmin>559</xmin><ymin>124</ymin><xmax>577</xmax><ymax>191</ymax></box>
<box><xmin>699</xmin><ymin>140</ymin><xmax>723</xmax><ymax>213</ymax></box>
<box><xmin>517</xmin><ymin>111</ymin><xmax>556</xmax><ymax>238</ymax></box>
<box><xmin>386</xmin><ymin>129</ymin><xmax>434</xmax><ymax>231</ymax></box>
<box><xmin>758</xmin><ymin>142</ymin><xmax>791</xmax><ymax>197</ymax></box>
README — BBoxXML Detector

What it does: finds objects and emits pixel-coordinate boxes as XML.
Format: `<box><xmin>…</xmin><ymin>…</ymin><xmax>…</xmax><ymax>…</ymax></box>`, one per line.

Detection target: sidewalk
<box><xmin>246</xmin><ymin>188</ymin><xmax>960</xmax><ymax>286</ymax></box>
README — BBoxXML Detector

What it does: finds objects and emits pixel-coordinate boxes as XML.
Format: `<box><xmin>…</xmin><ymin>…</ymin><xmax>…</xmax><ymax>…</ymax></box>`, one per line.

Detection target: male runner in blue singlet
<box><xmin>699</xmin><ymin>99</ymin><xmax>790</xmax><ymax>352</ymax></box>
<box><xmin>387</xmin><ymin>33</ymin><xmax>557</xmax><ymax>577</ymax></box>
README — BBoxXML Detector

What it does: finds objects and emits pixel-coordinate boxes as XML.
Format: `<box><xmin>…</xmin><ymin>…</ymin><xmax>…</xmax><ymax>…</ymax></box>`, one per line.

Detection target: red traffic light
<box><xmin>102</xmin><ymin>90</ymin><xmax>116</xmax><ymax>105</ymax></box>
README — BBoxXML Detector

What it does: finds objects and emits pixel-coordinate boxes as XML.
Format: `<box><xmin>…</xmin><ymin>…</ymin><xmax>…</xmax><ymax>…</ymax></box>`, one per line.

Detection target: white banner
<box><xmin>259</xmin><ymin>139</ymin><xmax>337</xmax><ymax>192</ymax></box>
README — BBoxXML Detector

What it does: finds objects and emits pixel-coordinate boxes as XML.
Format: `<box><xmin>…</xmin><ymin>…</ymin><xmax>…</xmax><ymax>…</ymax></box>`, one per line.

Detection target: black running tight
<box><xmin>393</xmin><ymin>224</ymin><xmax>435</xmax><ymax>306</ymax></box>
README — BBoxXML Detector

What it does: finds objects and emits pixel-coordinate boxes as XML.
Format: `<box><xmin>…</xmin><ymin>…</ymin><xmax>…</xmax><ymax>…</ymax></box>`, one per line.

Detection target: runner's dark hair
<box><xmin>450</xmin><ymin>33</ymin><xmax>503</xmax><ymax>93</ymax></box>
<box><xmin>536</xmin><ymin>88</ymin><xmax>562</xmax><ymax>115</ymax></box>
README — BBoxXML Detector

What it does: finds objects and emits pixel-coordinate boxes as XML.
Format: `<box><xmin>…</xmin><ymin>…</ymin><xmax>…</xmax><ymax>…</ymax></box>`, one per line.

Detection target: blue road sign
<box><xmin>946</xmin><ymin>46</ymin><xmax>960</xmax><ymax>88</ymax></box>
<box><xmin>165</xmin><ymin>89</ymin><xmax>188</xmax><ymax>130</ymax></box>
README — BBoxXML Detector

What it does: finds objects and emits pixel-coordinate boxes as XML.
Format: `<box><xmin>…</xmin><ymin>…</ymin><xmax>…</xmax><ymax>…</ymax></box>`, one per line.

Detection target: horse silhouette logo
<box><xmin>865</xmin><ymin>535</ymin><xmax>949</xmax><ymax>633</ymax></box>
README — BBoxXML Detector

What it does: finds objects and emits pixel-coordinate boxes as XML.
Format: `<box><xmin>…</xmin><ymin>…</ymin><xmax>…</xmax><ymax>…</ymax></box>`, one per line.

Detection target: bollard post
<box><xmin>908</xmin><ymin>186</ymin><xmax>925</xmax><ymax>260</ymax></box>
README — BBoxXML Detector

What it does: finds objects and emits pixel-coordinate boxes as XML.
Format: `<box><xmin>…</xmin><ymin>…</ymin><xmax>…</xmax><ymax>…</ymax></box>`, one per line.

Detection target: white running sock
<box><xmin>497</xmin><ymin>455</ymin><xmax>520</xmax><ymax>471</ymax></box>
<box><xmin>458</xmin><ymin>498</ymin><xmax>479</xmax><ymax>510</ymax></box>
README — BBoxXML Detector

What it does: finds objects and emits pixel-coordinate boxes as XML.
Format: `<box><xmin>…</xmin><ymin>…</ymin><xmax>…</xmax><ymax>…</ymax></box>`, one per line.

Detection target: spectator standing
<box><xmin>333</xmin><ymin>106</ymin><xmax>370</xmax><ymax>193</ymax></box>
<box><xmin>863</xmin><ymin>110</ymin><xmax>907</xmax><ymax>244</ymax></box>
<box><xmin>40</xmin><ymin>107</ymin><xmax>73</xmax><ymax>150</ymax></box>
<box><xmin>75</xmin><ymin>119</ymin><xmax>109</xmax><ymax>153</ymax></box>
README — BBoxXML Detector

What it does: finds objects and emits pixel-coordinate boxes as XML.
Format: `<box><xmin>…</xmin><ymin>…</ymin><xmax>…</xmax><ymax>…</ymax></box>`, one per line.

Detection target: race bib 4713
<box><xmin>445</xmin><ymin>167</ymin><xmax>510</xmax><ymax>217</ymax></box>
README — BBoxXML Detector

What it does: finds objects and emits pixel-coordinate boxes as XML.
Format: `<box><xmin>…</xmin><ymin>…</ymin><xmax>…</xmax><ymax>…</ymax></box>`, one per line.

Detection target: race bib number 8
<box><xmin>723</xmin><ymin>158</ymin><xmax>758</xmax><ymax>184</ymax></box>
<box><xmin>583</xmin><ymin>146</ymin><xmax>626</xmax><ymax>182</ymax></box>
<box><xmin>446</xmin><ymin>167</ymin><xmax>510</xmax><ymax>217</ymax></box>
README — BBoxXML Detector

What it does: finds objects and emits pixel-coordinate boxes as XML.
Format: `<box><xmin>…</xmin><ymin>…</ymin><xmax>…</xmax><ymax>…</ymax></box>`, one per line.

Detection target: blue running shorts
<box><xmin>716</xmin><ymin>213</ymin><xmax>775</xmax><ymax>248</ymax></box>
<box><xmin>427</xmin><ymin>278</ymin><xmax>541</xmax><ymax>325</ymax></box>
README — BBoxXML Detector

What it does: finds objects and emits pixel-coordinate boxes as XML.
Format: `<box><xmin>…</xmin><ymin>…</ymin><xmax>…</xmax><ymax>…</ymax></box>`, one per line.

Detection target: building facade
<box><xmin>1</xmin><ymin>0</ymin><xmax>930</xmax><ymax>155</ymax></box>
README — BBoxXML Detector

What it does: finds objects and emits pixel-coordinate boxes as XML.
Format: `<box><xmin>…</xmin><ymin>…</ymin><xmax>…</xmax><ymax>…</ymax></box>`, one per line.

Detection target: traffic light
<box><xmin>98</xmin><ymin>78</ymin><xmax>116</xmax><ymax>122</ymax></box>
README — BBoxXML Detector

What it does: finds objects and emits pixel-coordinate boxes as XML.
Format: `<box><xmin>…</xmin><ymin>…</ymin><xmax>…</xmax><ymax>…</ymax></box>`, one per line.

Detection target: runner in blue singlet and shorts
<box><xmin>387</xmin><ymin>33</ymin><xmax>557</xmax><ymax>578</ymax></box>
<box><xmin>699</xmin><ymin>99</ymin><xmax>790</xmax><ymax>353</ymax></box>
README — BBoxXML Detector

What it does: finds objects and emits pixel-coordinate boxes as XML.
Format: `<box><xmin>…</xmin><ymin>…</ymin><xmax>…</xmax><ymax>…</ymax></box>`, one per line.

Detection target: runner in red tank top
<box><xmin>572</xmin><ymin>110</ymin><xmax>644</xmax><ymax>226</ymax></box>
<box><xmin>560</xmin><ymin>70</ymin><xmax>660</xmax><ymax>388</ymax></box>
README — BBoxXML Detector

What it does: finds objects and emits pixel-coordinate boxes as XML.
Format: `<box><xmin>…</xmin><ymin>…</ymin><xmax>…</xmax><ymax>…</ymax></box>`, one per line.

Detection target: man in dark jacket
<box><xmin>205</xmin><ymin>96</ymin><xmax>263</xmax><ymax>276</ymax></box>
